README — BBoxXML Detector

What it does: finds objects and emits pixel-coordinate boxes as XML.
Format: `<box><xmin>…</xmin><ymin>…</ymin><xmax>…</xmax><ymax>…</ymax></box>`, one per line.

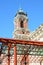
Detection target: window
<box><xmin>20</xmin><ymin>20</ymin><xmax>23</xmax><ymax>28</ymax></box>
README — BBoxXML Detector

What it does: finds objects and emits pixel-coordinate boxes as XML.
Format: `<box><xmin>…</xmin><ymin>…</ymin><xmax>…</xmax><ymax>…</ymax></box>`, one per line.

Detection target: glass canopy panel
<box><xmin>2</xmin><ymin>45</ymin><xmax>8</xmax><ymax>55</ymax></box>
<box><xmin>16</xmin><ymin>44</ymin><xmax>43</xmax><ymax>56</ymax></box>
<box><xmin>1</xmin><ymin>44</ymin><xmax>43</xmax><ymax>56</ymax></box>
<box><xmin>0</xmin><ymin>43</ymin><xmax>1</xmax><ymax>48</ymax></box>
<box><xmin>1</xmin><ymin>44</ymin><xmax>14</xmax><ymax>56</ymax></box>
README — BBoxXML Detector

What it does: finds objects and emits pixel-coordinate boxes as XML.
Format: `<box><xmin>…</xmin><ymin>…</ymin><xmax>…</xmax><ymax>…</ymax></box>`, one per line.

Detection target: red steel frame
<box><xmin>0</xmin><ymin>37</ymin><xmax>43</xmax><ymax>65</ymax></box>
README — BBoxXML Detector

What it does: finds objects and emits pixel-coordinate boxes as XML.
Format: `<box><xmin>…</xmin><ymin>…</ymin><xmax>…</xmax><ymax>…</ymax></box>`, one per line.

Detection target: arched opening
<box><xmin>20</xmin><ymin>20</ymin><xmax>23</xmax><ymax>28</ymax></box>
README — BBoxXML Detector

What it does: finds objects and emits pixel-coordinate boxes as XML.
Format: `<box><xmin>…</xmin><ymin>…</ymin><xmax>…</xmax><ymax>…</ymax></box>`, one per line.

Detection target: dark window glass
<box><xmin>20</xmin><ymin>20</ymin><xmax>23</xmax><ymax>28</ymax></box>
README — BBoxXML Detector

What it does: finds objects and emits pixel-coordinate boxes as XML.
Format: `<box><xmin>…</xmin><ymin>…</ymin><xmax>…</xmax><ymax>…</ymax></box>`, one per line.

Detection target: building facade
<box><xmin>0</xmin><ymin>9</ymin><xmax>43</xmax><ymax>65</ymax></box>
<box><xmin>13</xmin><ymin>9</ymin><xmax>43</xmax><ymax>65</ymax></box>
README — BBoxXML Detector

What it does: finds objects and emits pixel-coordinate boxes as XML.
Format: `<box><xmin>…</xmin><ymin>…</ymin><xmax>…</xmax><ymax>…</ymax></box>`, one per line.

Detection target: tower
<box><xmin>13</xmin><ymin>9</ymin><xmax>30</xmax><ymax>38</ymax></box>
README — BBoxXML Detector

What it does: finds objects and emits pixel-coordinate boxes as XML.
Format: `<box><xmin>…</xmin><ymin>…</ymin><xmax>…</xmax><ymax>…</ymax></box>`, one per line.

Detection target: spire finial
<box><xmin>18</xmin><ymin>8</ymin><xmax>23</xmax><ymax>12</ymax></box>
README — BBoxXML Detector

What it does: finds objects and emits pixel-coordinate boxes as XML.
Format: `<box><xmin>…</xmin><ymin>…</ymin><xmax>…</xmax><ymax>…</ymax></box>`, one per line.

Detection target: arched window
<box><xmin>20</xmin><ymin>20</ymin><xmax>23</xmax><ymax>28</ymax></box>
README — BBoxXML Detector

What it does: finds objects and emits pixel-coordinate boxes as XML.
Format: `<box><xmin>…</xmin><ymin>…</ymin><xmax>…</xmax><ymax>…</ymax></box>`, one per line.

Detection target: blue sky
<box><xmin>0</xmin><ymin>0</ymin><xmax>43</xmax><ymax>38</ymax></box>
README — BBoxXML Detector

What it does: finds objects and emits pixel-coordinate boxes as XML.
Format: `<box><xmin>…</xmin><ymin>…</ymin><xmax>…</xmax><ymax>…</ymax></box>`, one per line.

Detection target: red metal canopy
<box><xmin>0</xmin><ymin>38</ymin><xmax>43</xmax><ymax>46</ymax></box>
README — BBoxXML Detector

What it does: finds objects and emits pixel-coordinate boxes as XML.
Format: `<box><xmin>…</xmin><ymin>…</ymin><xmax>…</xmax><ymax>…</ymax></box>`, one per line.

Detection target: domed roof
<box><xmin>15</xmin><ymin>8</ymin><xmax>27</xmax><ymax>17</ymax></box>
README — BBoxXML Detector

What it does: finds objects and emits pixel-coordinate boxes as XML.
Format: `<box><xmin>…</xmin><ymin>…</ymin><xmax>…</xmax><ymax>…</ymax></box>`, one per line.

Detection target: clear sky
<box><xmin>0</xmin><ymin>0</ymin><xmax>43</xmax><ymax>38</ymax></box>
